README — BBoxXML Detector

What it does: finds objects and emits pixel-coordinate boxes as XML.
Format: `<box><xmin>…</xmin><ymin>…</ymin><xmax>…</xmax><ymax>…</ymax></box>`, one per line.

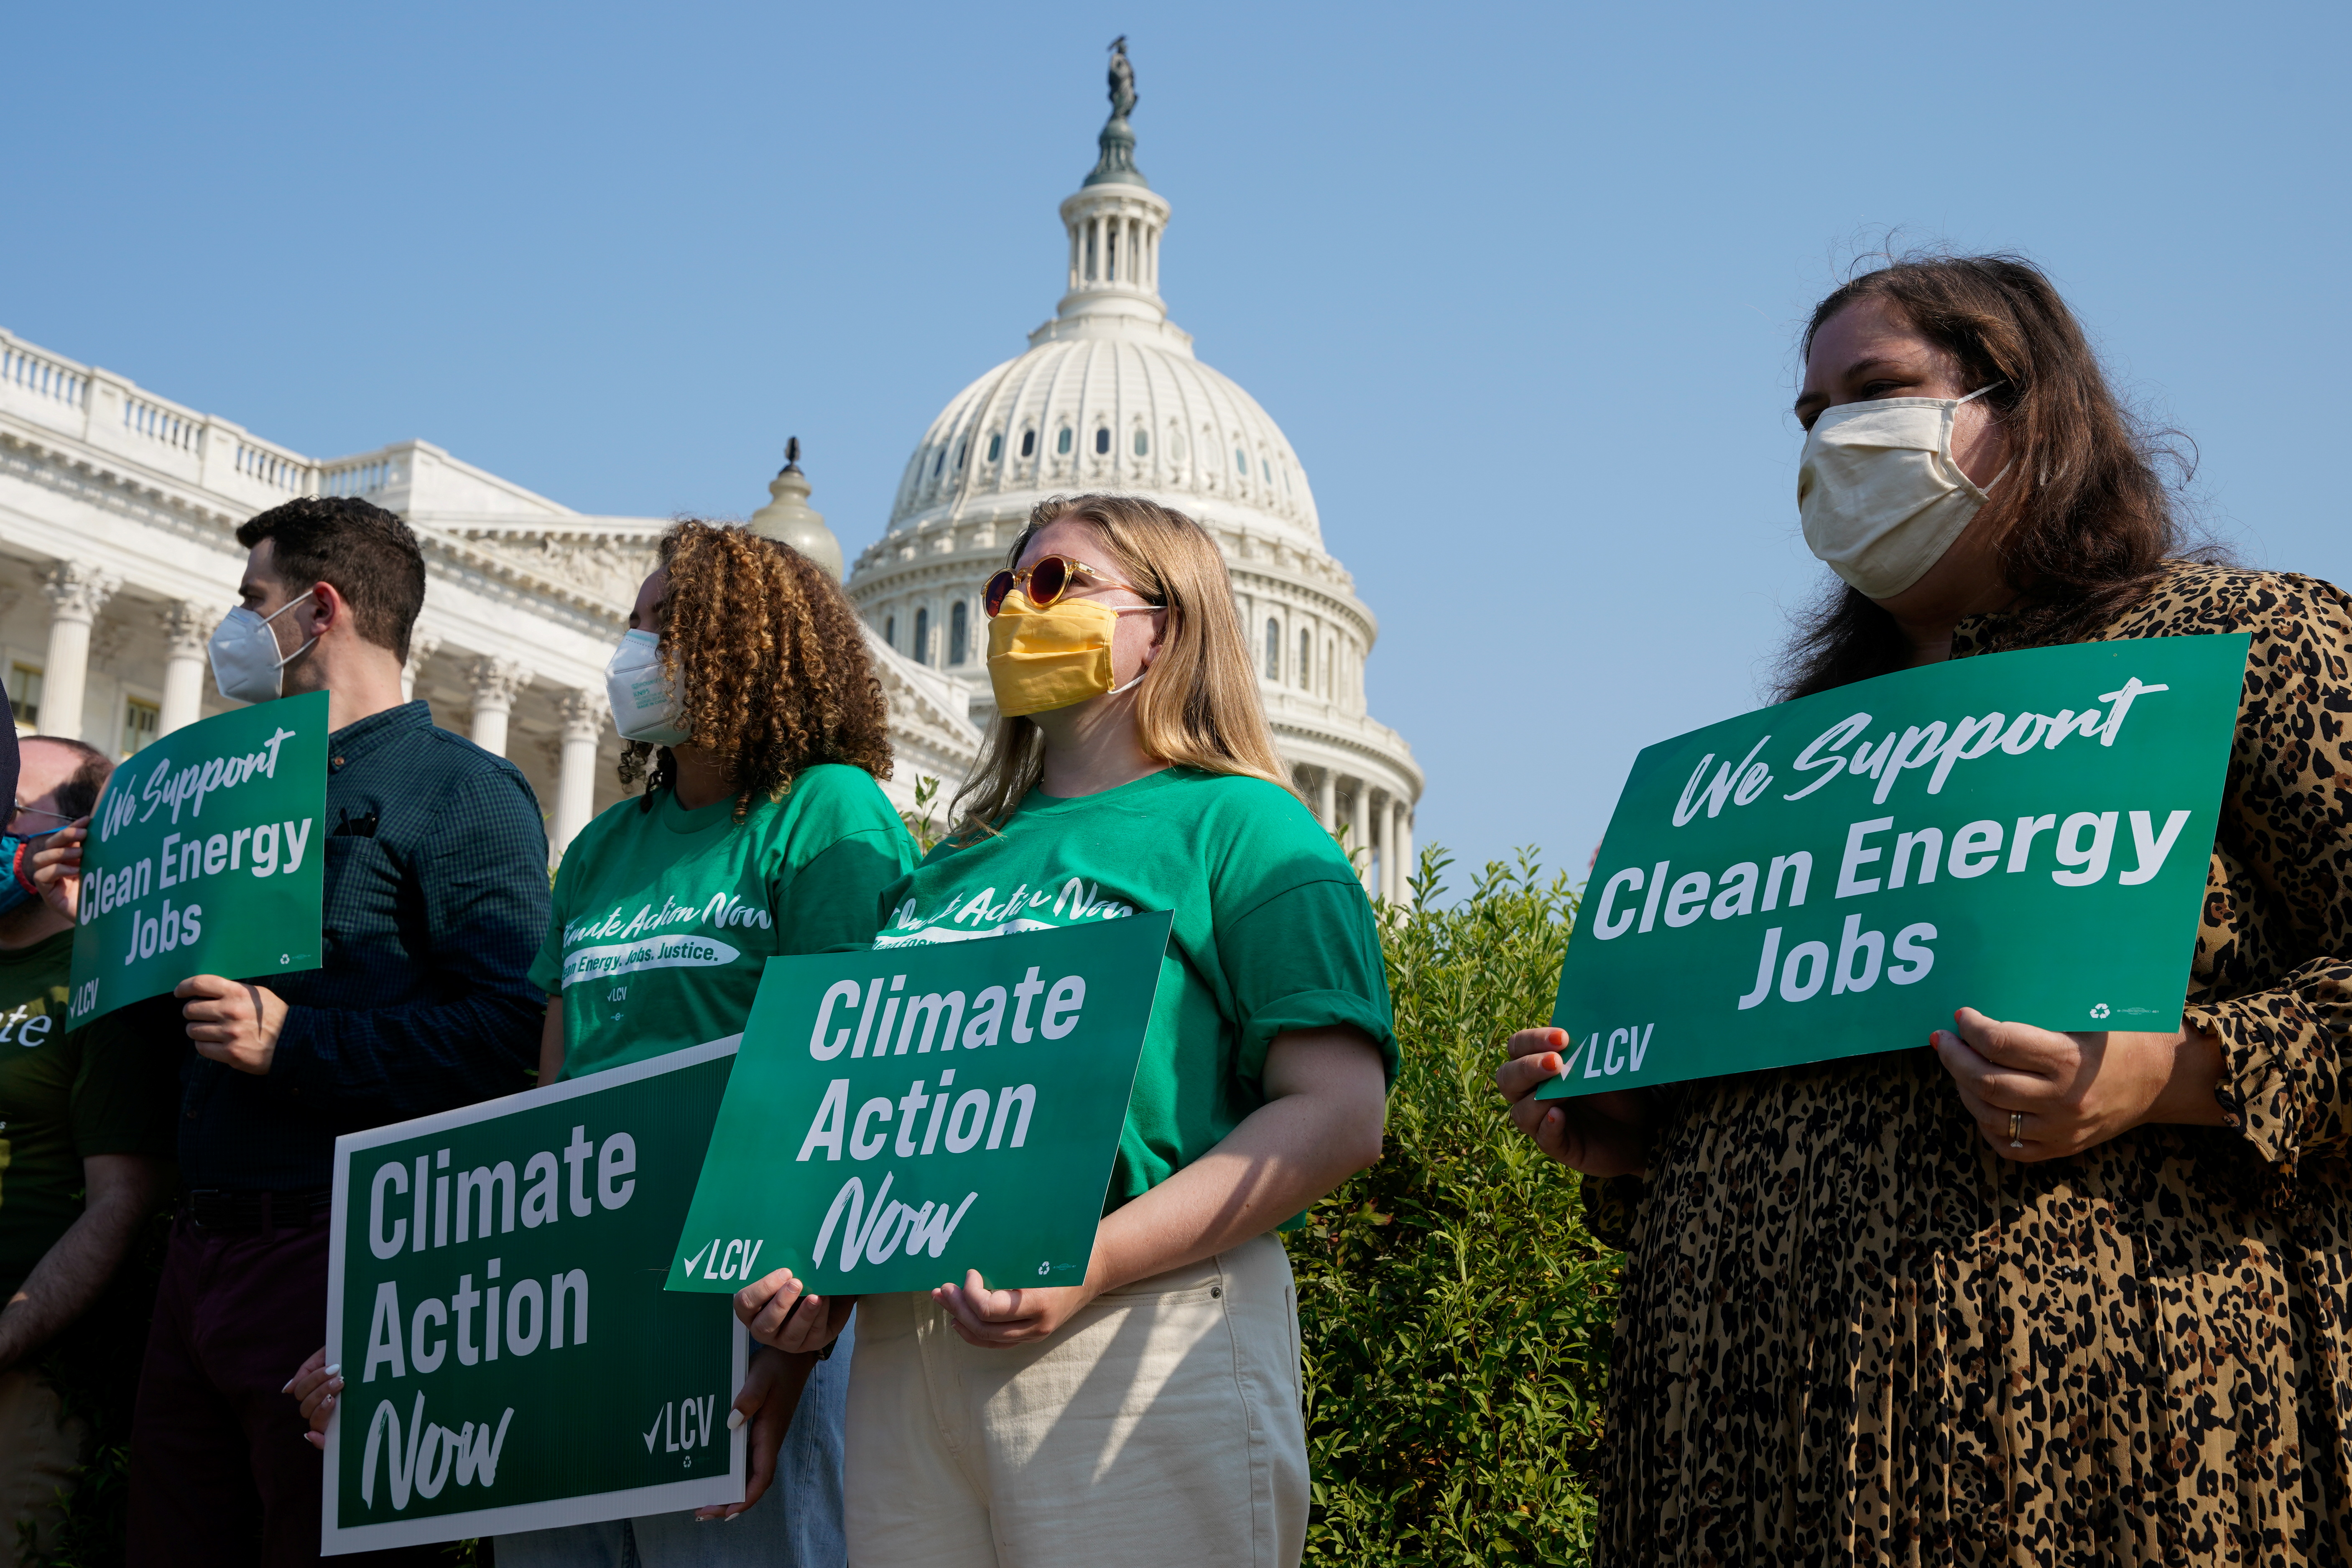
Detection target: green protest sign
<box><xmin>667</xmin><ymin>914</ymin><xmax>1170</xmax><ymax>1300</ymax></box>
<box><xmin>66</xmin><ymin>691</ymin><xmax>329</xmax><ymax>1027</ymax></box>
<box><xmin>1539</xmin><ymin>635</ymin><xmax>2245</xmax><ymax>1101</ymax></box>
<box><xmin>323</xmin><ymin>1039</ymin><xmax>747</xmax><ymax>1553</ymax></box>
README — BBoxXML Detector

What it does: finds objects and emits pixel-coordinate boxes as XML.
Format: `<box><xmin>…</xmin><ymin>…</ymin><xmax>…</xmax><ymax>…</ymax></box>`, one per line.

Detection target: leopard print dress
<box><xmin>1586</xmin><ymin>561</ymin><xmax>2352</xmax><ymax>1565</ymax></box>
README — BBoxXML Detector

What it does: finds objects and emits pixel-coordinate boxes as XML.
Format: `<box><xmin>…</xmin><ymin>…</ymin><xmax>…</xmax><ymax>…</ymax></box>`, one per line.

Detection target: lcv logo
<box><xmin>1558</xmin><ymin>1024</ymin><xmax>1656</xmax><ymax>1081</ymax></box>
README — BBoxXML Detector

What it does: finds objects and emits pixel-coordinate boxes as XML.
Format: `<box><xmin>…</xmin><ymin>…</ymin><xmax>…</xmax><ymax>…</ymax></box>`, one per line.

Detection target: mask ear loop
<box><xmin>261</xmin><ymin>589</ymin><xmax>321</xmax><ymax>672</ymax></box>
<box><xmin>1953</xmin><ymin>382</ymin><xmax>2012</xmax><ymax>495</ymax></box>
<box><xmin>1103</xmin><ymin>600</ymin><xmax>1166</xmax><ymax>698</ymax></box>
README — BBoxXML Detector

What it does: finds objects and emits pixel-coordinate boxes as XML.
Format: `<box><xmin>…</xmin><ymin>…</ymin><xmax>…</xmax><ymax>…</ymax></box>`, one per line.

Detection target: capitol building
<box><xmin>0</xmin><ymin>51</ymin><xmax>1420</xmax><ymax>900</ymax></box>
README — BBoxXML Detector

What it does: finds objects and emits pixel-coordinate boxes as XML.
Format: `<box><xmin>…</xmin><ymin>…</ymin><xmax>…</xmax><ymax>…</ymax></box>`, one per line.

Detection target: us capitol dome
<box><xmin>843</xmin><ymin>42</ymin><xmax>1423</xmax><ymax>903</ymax></box>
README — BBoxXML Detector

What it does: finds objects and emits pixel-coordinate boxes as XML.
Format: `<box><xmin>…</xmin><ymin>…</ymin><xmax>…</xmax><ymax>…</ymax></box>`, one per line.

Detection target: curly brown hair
<box><xmin>618</xmin><ymin>520</ymin><xmax>894</xmax><ymax>817</ymax></box>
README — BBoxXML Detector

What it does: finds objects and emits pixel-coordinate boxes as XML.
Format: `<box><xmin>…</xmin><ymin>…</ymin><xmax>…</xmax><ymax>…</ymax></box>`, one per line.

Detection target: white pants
<box><xmin>845</xmin><ymin>1231</ymin><xmax>1308</xmax><ymax>1568</ymax></box>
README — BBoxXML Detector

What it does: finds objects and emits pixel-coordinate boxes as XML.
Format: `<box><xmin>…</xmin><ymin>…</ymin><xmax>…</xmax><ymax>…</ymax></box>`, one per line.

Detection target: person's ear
<box><xmin>305</xmin><ymin>582</ymin><xmax>344</xmax><ymax>639</ymax></box>
<box><xmin>1138</xmin><ymin>607</ymin><xmax>1171</xmax><ymax>670</ymax></box>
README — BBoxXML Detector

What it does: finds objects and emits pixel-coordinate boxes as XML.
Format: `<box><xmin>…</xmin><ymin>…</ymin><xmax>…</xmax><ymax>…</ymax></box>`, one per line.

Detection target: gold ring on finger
<box><xmin>2008</xmin><ymin>1111</ymin><xmax>2025</xmax><ymax>1149</ymax></box>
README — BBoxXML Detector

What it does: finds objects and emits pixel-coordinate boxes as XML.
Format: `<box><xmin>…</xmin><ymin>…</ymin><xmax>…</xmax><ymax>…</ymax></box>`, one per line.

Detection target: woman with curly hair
<box><xmin>505</xmin><ymin>518</ymin><xmax>914</xmax><ymax>1565</ymax></box>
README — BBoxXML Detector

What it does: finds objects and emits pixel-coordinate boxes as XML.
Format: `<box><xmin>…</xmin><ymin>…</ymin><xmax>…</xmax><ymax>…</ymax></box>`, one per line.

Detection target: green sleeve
<box><xmin>68</xmin><ymin>1005</ymin><xmax>181</xmax><ymax>1162</ymax></box>
<box><xmin>777</xmin><ymin>828</ymin><xmax>918</xmax><ymax>954</ymax></box>
<box><xmin>1215</xmin><ymin>877</ymin><xmax>1399</xmax><ymax>1095</ymax></box>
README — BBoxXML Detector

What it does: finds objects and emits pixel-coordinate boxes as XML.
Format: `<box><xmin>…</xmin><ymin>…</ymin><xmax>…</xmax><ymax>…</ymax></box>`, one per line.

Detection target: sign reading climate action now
<box><xmin>1539</xmin><ymin>635</ymin><xmax>2246</xmax><ymax>1101</ymax></box>
<box><xmin>669</xmin><ymin>915</ymin><xmax>1170</xmax><ymax>1299</ymax></box>
<box><xmin>323</xmin><ymin>1040</ymin><xmax>747</xmax><ymax>1554</ymax></box>
<box><xmin>68</xmin><ymin>691</ymin><xmax>329</xmax><ymax>1027</ymax></box>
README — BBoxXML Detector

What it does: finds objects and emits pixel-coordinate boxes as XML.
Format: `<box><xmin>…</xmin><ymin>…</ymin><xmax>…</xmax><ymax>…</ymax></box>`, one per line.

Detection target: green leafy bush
<box><xmin>1286</xmin><ymin>850</ymin><xmax>1615</xmax><ymax>1567</ymax></box>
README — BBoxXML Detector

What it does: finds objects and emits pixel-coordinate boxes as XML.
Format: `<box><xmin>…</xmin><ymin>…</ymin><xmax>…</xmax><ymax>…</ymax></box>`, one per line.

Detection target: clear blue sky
<box><xmin>8</xmin><ymin>2</ymin><xmax>2344</xmax><ymax>893</ymax></box>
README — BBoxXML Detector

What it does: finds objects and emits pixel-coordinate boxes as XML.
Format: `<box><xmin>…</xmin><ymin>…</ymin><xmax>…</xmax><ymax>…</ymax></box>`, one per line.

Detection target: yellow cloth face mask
<box><xmin>985</xmin><ymin>588</ymin><xmax>1149</xmax><ymax>717</ymax></box>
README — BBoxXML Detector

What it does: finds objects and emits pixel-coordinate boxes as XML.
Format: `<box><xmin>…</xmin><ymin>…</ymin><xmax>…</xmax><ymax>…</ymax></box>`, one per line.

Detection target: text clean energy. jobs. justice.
<box><xmin>68</xmin><ymin>691</ymin><xmax>329</xmax><ymax>1027</ymax></box>
<box><xmin>1539</xmin><ymin>635</ymin><xmax>2246</xmax><ymax>1100</ymax></box>
<box><xmin>669</xmin><ymin>916</ymin><xmax>1170</xmax><ymax>1299</ymax></box>
<box><xmin>324</xmin><ymin>1039</ymin><xmax>747</xmax><ymax>1554</ymax></box>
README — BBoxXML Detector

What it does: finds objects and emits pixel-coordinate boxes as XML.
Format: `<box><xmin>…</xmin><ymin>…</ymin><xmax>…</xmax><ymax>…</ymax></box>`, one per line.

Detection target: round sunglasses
<box><xmin>983</xmin><ymin>555</ymin><xmax>1161</xmax><ymax>617</ymax></box>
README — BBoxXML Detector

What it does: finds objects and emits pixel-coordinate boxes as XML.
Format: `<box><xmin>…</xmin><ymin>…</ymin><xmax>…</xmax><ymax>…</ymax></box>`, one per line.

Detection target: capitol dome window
<box><xmin>1021</xmin><ymin>429</ymin><xmax>1037</xmax><ymax>458</ymax></box>
<box><xmin>913</xmin><ymin>607</ymin><xmax>931</xmax><ymax>666</ymax></box>
<box><xmin>1057</xmin><ymin>426</ymin><xmax>1073</xmax><ymax>455</ymax></box>
<box><xmin>1132</xmin><ymin>428</ymin><xmax>1148</xmax><ymax>457</ymax></box>
<box><xmin>1094</xmin><ymin>427</ymin><xmax>1110</xmax><ymax>455</ymax></box>
<box><xmin>949</xmin><ymin>600</ymin><xmax>969</xmax><ymax>665</ymax></box>
<box><xmin>954</xmin><ymin>441</ymin><xmax>966</xmax><ymax>469</ymax></box>
<box><xmin>932</xmin><ymin>450</ymin><xmax>945</xmax><ymax>477</ymax></box>
<box><xmin>1298</xmin><ymin>629</ymin><xmax>1312</xmax><ymax>690</ymax></box>
<box><xmin>885</xmin><ymin>615</ymin><xmax>897</xmax><ymax>650</ymax></box>
<box><xmin>987</xmin><ymin>434</ymin><xmax>1003</xmax><ymax>463</ymax></box>
<box><xmin>1265</xmin><ymin>619</ymin><xmax>1280</xmax><ymax>679</ymax></box>
<box><xmin>1235</xmin><ymin>447</ymin><xmax>1247</xmax><ymax>474</ymax></box>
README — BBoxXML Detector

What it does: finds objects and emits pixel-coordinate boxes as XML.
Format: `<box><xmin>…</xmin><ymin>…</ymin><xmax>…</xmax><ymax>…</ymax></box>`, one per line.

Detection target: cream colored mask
<box><xmin>985</xmin><ymin>588</ymin><xmax>1155</xmax><ymax>717</ymax></box>
<box><xmin>1797</xmin><ymin>383</ymin><xmax>2005</xmax><ymax>599</ymax></box>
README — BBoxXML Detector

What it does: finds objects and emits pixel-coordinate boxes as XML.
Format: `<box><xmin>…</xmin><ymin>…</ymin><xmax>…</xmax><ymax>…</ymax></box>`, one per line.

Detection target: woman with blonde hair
<box><xmin>735</xmin><ymin>494</ymin><xmax>1395</xmax><ymax>1568</ymax></box>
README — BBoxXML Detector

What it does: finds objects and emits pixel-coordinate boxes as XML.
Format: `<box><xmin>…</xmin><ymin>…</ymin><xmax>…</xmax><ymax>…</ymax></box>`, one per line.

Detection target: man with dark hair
<box><xmin>0</xmin><ymin>737</ymin><xmax>177</xmax><ymax>1563</ymax></box>
<box><xmin>108</xmin><ymin>495</ymin><xmax>551</xmax><ymax>1566</ymax></box>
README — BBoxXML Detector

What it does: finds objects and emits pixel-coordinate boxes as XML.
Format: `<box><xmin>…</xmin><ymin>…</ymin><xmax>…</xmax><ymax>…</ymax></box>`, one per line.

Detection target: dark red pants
<box><xmin>128</xmin><ymin>1213</ymin><xmax>438</xmax><ymax>1568</ymax></box>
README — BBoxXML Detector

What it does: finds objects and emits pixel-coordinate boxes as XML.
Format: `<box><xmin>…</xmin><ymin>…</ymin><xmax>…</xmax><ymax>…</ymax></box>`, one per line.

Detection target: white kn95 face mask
<box><xmin>207</xmin><ymin>591</ymin><xmax>317</xmax><ymax>704</ymax></box>
<box><xmin>605</xmin><ymin>629</ymin><xmax>693</xmax><ymax>746</ymax></box>
<box><xmin>1796</xmin><ymin>384</ymin><xmax>2005</xmax><ymax>600</ymax></box>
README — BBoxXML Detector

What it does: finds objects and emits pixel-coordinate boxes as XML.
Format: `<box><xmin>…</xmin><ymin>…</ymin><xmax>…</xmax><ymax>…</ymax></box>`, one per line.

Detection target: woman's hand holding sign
<box><xmin>1930</xmin><ymin>1007</ymin><xmax>2225</xmax><ymax>1160</ymax></box>
<box><xmin>1495</xmin><ymin>1029</ymin><xmax>1656</xmax><ymax>1176</ymax></box>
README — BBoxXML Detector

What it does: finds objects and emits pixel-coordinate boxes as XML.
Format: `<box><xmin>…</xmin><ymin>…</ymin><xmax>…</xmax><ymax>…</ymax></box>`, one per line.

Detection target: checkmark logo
<box><xmin>643</xmin><ymin>1409</ymin><xmax>664</xmax><ymax>1453</ymax></box>
<box><xmin>681</xmin><ymin>1239</ymin><xmax>713</xmax><ymax>1277</ymax></box>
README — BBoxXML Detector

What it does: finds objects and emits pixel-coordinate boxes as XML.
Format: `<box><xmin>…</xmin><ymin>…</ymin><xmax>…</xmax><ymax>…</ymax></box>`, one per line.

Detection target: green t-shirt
<box><xmin>873</xmin><ymin>767</ymin><xmax>1397</xmax><ymax>1210</ymax></box>
<box><xmin>532</xmin><ymin>765</ymin><xmax>916</xmax><ymax>1079</ymax></box>
<box><xmin>0</xmin><ymin>930</ymin><xmax>178</xmax><ymax>1294</ymax></box>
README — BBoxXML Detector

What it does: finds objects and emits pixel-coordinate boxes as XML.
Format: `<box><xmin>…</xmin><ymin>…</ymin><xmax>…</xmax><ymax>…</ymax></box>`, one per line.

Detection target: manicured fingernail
<box><xmin>281</xmin><ymin>1379</ymin><xmax>294</xmax><ymax>1393</ymax></box>
<box><xmin>727</xmin><ymin>1408</ymin><xmax>746</xmax><ymax>1431</ymax></box>
<box><xmin>324</xmin><ymin>1364</ymin><xmax>341</xmax><ymax>1377</ymax></box>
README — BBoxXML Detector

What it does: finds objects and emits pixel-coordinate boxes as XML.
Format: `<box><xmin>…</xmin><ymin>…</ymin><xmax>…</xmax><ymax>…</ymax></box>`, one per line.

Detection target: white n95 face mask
<box><xmin>207</xmin><ymin>591</ymin><xmax>316</xmax><ymax>704</ymax></box>
<box><xmin>1796</xmin><ymin>384</ymin><xmax>2005</xmax><ymax>600</ymax></box>
<box><xmin>605</xmin><ymin>630</ymin><xmax>692</xmax><ymax>746</ymax></box>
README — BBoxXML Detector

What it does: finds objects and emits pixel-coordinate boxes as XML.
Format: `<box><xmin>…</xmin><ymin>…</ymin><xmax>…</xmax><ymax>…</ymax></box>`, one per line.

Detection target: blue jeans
<box><xmin>496</xmin><ymin>1319</ymin><xmax>851</xmax><ymax>1568</ymax></box>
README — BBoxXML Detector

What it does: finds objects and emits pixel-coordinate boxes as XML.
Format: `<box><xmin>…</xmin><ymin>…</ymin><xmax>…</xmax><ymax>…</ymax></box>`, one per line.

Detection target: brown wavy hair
<box><xmin>951</xmin><ymin>494</ymin><xmax>1295</xmax><ymax>836</ymax></box>
<box><xmin>618</xmin><ymin>520</ymin><xmax>893</xmax><ymax>817</ymax></box>
<box><xmin>1776</xmin><ymin>252</ymin><xmax>2208</xmax><ymax>701</ymax></box>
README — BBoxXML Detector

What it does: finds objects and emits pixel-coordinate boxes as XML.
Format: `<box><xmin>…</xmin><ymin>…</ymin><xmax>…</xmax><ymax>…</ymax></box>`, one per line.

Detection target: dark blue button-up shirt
<box><xmin>179</xmin><ymin>700</ymin><xmax>550</xmax><ymax>1189</ymax></box>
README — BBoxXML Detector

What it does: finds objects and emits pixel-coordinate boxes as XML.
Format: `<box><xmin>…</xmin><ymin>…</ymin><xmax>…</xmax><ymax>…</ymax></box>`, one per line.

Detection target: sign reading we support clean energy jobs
<box><xmin>65</xmin><ymin>691</ymin><xmax>328</xmax><ymax>1027</ymax></box>
<box><xmin>1538</xmin><ymin>634</ymin><xmax>2246</xmax><ymax>1102</ymax></box>
<box><xmin>322</xmin><ymin>1039</ymin><xmax>747</xmax><ymax>1555</ymax></box>
<box><xmin>669</xmin><ymin>914</ymin><xmax>1170</xmax><ymax>1300</ymax></box>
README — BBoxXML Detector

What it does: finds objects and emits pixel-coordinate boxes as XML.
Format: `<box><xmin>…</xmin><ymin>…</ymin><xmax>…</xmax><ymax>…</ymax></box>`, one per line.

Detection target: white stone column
<box><xmin>401</xmin><ymin>633</ymin><xmax>442</xmax><ymax>706</ymax></box>
<box><xmin>550</xmin><ymin>690</ymin><xmax>607</xmax><ymax>862</ymax></box>
<box><xmin>1389</xmin><ymin>797</ymin><xmax>1412</xmax><ymax>906</ymax></box>
<box><xmin>1357</xmin><ymin>788</ymin><xmax>1381</xmax><ymax>899</ymax></box>
<box><xmin>38</xmin><ymin>562</ymin><xmax>118</xmax><ymax>740</ymax></box>
<box><xmin>159</xmin><ymin>600</ymin><xmax>212</xmax><ymax>735</ymax></box>
<box><xmin>467</xmin><ymin>657</ymin><xmax>528</xmax><ymax>757</ymax></box>
<box><xmin>1316</xmin><ymin>768</ymin><xmax>1337</xmax><ymax>833</ymax></box>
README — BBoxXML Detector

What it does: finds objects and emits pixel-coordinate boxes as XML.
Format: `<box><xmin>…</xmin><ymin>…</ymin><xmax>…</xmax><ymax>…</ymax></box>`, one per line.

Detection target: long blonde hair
<box><xmin>950</xmin><ymin>494</ymin><xmax>1296</xmax><ymax>834</ymax></box>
